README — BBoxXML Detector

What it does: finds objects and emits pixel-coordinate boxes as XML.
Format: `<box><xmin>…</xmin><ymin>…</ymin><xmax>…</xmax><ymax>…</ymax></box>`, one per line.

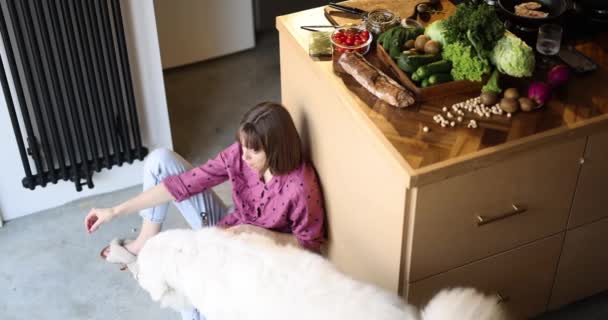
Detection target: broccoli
<box><xmin>482</xmin><ymin>68</ymin><xmax>501</xmax><ymax>94</ymax></box>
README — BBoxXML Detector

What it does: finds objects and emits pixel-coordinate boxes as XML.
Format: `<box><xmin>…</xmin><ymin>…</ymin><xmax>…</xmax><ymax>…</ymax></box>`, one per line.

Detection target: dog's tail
<box><xmin>420</xmin><ymin>288</ymin><xmax>509</xmax><ymax>320</ymax></box>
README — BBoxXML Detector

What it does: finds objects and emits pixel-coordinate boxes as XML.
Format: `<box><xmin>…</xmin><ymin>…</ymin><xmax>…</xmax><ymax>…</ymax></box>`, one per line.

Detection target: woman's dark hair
<box><xmin>237</xmin><ymin>102</ymin><xmax>302</xmax><ymax>175</ymax></box>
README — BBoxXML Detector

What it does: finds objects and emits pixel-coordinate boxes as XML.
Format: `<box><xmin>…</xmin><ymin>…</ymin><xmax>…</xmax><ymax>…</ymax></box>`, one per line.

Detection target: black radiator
<box><xmin>0</xmin><ymin>0</ymin><xmax>148</xmax><ymax>191</ymax></box>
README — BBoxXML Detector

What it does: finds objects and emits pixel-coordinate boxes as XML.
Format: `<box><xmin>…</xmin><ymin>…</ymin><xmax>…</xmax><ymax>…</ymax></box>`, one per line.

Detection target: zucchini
<box><xmin>389</xmin><ymin>28</ymin><xmax>407</xmax><ymax>59</ymax></box>
<box><xmin>414</xmin><ymin>60</ymin><xmax>452</xmax><ymax>79</ymax></box>
<box><xmin>380</xmin><ymin>27</ymin><xmax>398</xmax><ymax>50</ymax></box>
<box><xmin>397</xmin><ymin>54</ymin><xmax>416</xmax><ymax>73</ymax></box>
<box><xmin>405</xmin><ymin>27</ymin><xmax>424</xmax><ymax>42</ymax></box>
<box><xmin>427</xmin><ymin>73</ymin><xmax>454</xmax><ymax>86</ymax></box>
<box><xmin>406</xmin><ymin>54</ymin><xmax>441</xmax><ymax>67</ymax></box>
<box><xmin>421</xmin><ymin>78</ymin><xmax>430</xmax><ymax>87</ymax></box>
<box><xmin>397</xmin><ymin>53</ymin><xmax>441</xmax><ymax>74</ymax></box>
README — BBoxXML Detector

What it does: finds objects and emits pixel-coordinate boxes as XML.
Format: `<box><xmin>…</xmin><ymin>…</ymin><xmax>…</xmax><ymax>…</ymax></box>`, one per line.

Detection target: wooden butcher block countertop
<box><xmin>276</xmin><ymin>0</ymin><xmax>608</xmax><ymax>186</ymax></box>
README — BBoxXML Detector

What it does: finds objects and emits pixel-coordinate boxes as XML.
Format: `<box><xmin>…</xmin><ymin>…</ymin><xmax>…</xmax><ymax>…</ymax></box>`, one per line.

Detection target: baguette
<box><xmin>338</xmin><ymin>52</ymin><xmax>415</xmax><ymax>108</ymax></box>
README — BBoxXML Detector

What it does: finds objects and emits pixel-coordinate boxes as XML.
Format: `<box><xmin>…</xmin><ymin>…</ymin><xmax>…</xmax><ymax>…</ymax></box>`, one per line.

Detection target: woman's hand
<box><xmin>84</xmin><ymin>207</ymin><xmax>117</xmax><ymax>234</ymax></box>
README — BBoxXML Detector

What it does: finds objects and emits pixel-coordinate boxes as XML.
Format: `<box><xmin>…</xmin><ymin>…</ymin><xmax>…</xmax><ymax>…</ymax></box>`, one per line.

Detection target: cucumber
<box><xmin>414</xmin><ymin>60</ymin><xmax>452</xmax><ymax>79</ymax></box>
<box><xmin>427</xmin><ymin>73</ymin><xmax>454</xmax><ymax>86</ymax></box>
<box><xmin>411</xmin><ymin>72</ymin><xmax>422</xmax><ymax>82</ymax></box>
<box><xmin>421</xmin><ymin>78</ymin><xmax>430</xmax><ymax>87</ymax></box>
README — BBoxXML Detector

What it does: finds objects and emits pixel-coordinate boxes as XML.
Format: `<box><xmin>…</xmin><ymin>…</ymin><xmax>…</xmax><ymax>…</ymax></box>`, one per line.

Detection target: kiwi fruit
<box><xmin>500</xmin><ymin>97</ymin><xmax>520</xmax><ymax>113</ymax></box>
<box><xmin>415</xmin><ymin>35</ymin><xmax>431</xmax><ymax>51</ymax></box>
<box><xmin>480</xmin><ymin>92</ymin><xmax>498</xmax><ymax>106</ymax></box>
<box><xmin>424</xmin><ymin>40</ymin><xmax>441</xmax><ymax>54</ymax></box>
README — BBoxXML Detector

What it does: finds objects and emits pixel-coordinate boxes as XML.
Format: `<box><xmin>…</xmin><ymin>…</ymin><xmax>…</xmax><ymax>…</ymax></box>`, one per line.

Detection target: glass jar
<box><xmin>364</xmin><ymin>9</ymin><xmax>399</xmax><ymax>36</ymax></box>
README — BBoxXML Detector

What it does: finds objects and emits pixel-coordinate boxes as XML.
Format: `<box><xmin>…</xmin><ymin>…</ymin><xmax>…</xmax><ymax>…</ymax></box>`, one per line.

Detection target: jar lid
<box><xmin>366</xmin><ymin>9</ymin><xmax>399</xmax><ymax>26</ymax></box>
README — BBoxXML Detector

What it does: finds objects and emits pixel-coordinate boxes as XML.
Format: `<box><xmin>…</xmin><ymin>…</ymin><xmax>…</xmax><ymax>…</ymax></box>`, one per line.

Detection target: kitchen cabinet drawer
<box><xmin>410</xmin><ymin>138</ymin><xmax>584</xmax><ymax>281</ymax></box>
<box><xmin>407</xmin><ymin>233</ymin><xmax>563</xmax><ymax>319</ymax></box>
<box><xmin>568</xmin><ymin>130</ymin><xmax>608</xmax><ymax>228</ymax></box>
<box><xmin>549</xmin><ymin>217</ymin><xmax>608</xmax><ymax>309</ymax></box>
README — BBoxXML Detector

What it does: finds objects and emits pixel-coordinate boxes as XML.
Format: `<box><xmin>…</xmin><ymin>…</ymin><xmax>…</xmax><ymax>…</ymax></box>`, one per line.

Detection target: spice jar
<box><xmin>364</xmin><ymin>9</ymin><xmax>399</xmax><ymax>35</ymax></box>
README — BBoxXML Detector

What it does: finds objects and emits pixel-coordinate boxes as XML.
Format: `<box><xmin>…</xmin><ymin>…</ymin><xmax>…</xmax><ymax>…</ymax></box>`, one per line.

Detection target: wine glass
<box><xmin>536</xmin><ymin>24</ymin><xmax>562</xmax><ymax>69</ymax></box>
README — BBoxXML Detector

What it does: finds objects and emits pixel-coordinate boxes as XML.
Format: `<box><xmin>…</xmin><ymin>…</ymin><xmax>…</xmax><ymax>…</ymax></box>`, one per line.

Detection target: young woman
<box><xmin>84</xmin><ymin>102</ymin><xmax>325</xmax><ymax>320</ymax></box>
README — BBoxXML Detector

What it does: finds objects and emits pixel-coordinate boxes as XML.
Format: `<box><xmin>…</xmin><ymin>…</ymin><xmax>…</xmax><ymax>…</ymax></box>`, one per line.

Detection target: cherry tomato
<box><xmin>354</xmin><ymin>39</ymin><xmax>363</xmax><ymax>46</ymax></box>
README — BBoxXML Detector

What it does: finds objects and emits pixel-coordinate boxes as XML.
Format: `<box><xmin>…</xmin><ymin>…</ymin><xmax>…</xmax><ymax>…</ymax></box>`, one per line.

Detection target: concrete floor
<box><xmin>1</xmin><ymin>30</ymin><xmax>607</xmax><ymax>319</ymax></box>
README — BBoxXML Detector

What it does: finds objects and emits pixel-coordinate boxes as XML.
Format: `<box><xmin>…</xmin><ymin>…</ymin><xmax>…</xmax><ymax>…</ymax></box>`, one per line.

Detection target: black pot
<box><xmin>576</xmin><ymin>0</ymin><xmax>608</xmax><ymax>11</ymax></box>
<box><xmin>498</xmin><ymin>0</ymin><xmax>573</xmax><ymax>28</ymax></box>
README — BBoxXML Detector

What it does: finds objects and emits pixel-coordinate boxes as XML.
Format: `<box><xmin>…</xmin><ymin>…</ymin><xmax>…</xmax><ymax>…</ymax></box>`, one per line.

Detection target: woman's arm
<box><xmin>114</xmin><ymin>184</ymin><xmax>175</xmax><ymax>217</ymax></box>
<box><xmin>85</xmin><ymin>184</ymin><xmax>174</xmax><ymax>233</ymax></box>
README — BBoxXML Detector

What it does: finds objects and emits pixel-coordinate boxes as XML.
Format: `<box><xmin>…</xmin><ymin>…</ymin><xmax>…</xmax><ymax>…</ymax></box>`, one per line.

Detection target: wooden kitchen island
<box><xmin>277</xmin><ymin>0</ymin><xmax>608</xmax><ymax>317</ymax></box>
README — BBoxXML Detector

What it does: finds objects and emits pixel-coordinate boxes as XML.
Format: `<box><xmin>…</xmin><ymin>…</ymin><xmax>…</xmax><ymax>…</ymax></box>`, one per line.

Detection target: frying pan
<box><xmin>498</xmin><ymin>0</ymin><xmax>572</xmax><ymax>25</ymax></box>
<box><xmin>575</xmin><ymin>0</ymin><xmax>608</xmax><ymax>12</ymax></box>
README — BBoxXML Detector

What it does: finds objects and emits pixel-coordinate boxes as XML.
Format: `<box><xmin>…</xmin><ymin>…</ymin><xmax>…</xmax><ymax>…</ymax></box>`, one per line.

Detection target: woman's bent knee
<box><xmin>144</xmin><ymin>148</ymin><xmax>180</xmax><ymax>174</ymax></box>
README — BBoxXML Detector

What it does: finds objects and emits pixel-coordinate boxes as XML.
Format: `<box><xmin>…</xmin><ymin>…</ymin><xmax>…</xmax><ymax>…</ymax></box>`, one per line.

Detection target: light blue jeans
<box><xmin>141</xmin><ymin>148</ymin><xmax>228</xmax><ymax>320</ymax></box>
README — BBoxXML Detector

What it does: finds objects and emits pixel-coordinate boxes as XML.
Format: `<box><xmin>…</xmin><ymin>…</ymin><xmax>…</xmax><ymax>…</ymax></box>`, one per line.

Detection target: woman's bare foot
<box><xmin>102</xmin><ymin>220</ymin><xmax>161</xmax><ymax>259</ymax></box>
<box><xmin>124</xmin><ymin>239</ymin><xmax>144</xmax><ymax>255</ymax></box>
<box><xmin>101</xmin><ymin>236</ymin><xmax>150</xmax><ymax>258</ymax></box>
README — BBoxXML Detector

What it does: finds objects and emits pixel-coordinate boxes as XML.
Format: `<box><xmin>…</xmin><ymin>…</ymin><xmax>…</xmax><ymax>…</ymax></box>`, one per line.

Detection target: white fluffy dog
<box><xmin>133</xmin><ymin>228</ymin><xmax>508</xmax><ymax>320</ymax></box>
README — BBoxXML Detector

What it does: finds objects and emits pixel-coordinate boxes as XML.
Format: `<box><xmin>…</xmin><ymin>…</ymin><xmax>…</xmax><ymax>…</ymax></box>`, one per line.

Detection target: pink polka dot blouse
<box><xmin>162</xmin><ymin>142</ymin><xmax>325</xmax><ymax>252</ymax></box>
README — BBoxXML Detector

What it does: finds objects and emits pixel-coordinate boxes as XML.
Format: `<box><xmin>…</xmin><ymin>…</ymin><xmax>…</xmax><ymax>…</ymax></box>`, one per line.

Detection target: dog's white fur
<box><xmin>135</xmin><ymin>228</ymin><xmax>508</xmax><ymax>320</ymax></box>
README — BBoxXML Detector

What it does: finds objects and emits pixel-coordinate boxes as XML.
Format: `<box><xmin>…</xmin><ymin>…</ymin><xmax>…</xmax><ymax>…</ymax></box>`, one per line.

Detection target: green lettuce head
<box><xmin>491</xmin><ymin>31</ymin><xmax>535</xmax><ymax>78</ymax></box>
<box><xmin>443</xmin><ymin>42</ymin><xmax>491</xmax><ymax>82</ymax></box>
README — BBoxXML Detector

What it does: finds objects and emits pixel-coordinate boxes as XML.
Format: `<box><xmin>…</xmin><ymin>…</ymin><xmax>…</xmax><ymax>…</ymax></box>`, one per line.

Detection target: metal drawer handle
<box><xmin>496</xmin><ymin>292</ymin><xmax>510</xmax><ymax>304</ymax></box>
<box><xmin>476</xmin><ymin>204</ymin><xmax>527</xmax><ymax>226</ymax></box>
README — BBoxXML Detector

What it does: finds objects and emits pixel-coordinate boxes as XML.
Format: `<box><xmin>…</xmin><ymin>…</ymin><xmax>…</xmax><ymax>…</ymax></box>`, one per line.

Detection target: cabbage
<box><xmin>424</xmin><ymin>20</ymin><xmax>447</xmax><ymax>46</ymax></box>
<box><xmin>491</xmin><ymin>31</ymin><xmax>535</xmax><ymax>78</ymax></box>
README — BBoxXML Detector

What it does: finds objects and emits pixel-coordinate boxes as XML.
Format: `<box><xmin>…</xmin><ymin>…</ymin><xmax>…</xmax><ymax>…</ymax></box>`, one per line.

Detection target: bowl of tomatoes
<box><xmin>330</xmin><ymin>25</ymin><xmax>372</xmax><ymax>57</ymax></box>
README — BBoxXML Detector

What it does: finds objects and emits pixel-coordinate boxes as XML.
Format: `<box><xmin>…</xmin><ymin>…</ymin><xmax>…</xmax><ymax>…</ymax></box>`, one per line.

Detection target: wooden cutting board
<box><xmin>326</xmin><ymin>0</ymin><xmax>510</xmax><ymax>127</ymax></box>
<box><xmin>324</xmin><ymin>0</ymin><xmax>456</xmax><ymax>27</ymax></box>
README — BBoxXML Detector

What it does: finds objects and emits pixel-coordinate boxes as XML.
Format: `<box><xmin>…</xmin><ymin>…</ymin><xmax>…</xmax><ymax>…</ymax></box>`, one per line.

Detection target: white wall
<box><xmin>0</xmin><ymin>0</ymin><xmax>172</xmax><ymax>221</ymax></box>
<box><xmin>154</xmin><ymin>0</ymin><xmax>255</xmax><ymax>69</ymax></box>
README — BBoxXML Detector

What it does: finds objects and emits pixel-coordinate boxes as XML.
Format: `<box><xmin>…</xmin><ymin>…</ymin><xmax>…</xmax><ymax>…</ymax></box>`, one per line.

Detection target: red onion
<box><xmin>528</xmin><ymin>82</ymin><xmax>552</xmax><ymax>106</ymax></box>
<box><xmin>547</xmin><ymin>64</ymin><xmax>571</xmax><ymax>88</ymax></box>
